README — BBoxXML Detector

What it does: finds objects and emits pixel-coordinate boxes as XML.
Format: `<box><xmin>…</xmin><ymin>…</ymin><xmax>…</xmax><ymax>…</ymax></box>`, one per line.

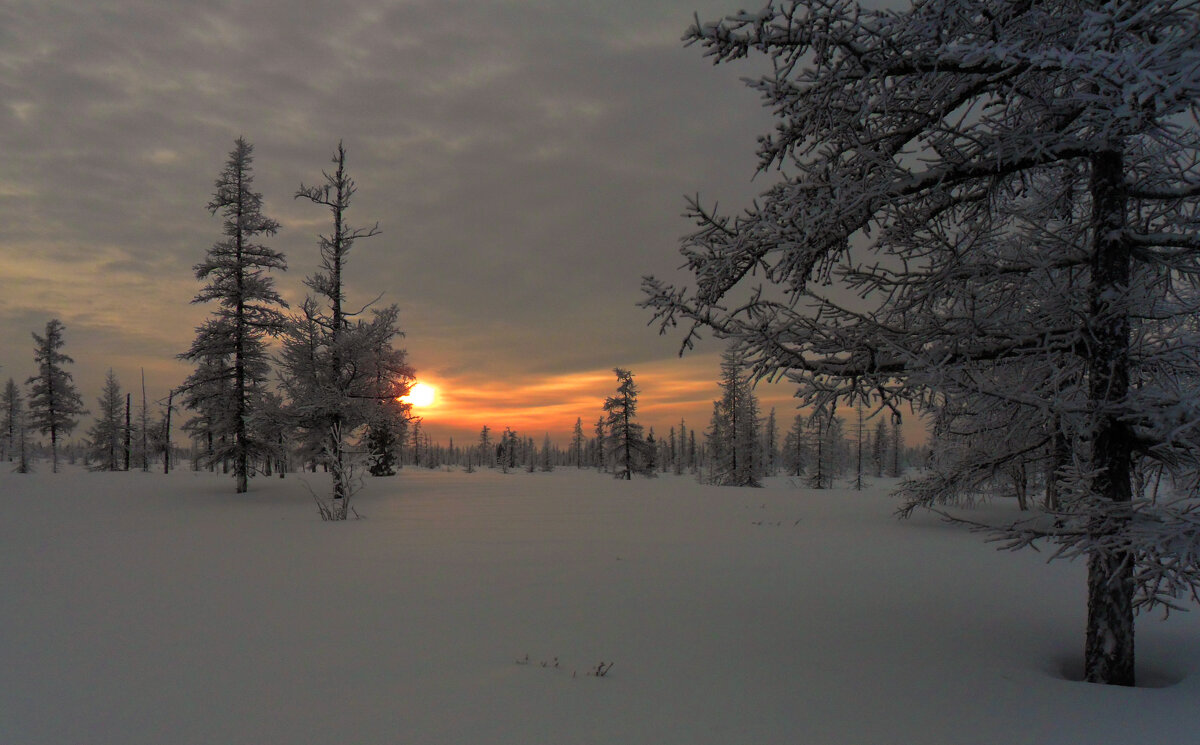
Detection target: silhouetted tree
<box><xmin>27</xmin><ymin>319</ymin><xmax>86</xmax><ymax>472</ymax></box>
<box><xmin>180</xmin><ymin>138</ymin><xmax>287</xmax><ymax>493</ymax></box>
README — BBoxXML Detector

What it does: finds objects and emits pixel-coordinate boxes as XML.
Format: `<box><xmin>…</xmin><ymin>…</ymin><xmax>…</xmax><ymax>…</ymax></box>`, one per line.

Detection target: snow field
<box><xmin>2</xmin><ymin>467</ymin><xmax>1199</xmax><ymax>744</ymax></box>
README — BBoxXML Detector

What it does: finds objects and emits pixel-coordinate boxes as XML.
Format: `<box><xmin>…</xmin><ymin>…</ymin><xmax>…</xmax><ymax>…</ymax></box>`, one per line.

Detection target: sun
<box><xmin>401</xmin><ymin>382</ymin><xmax>436</xmax><ymax>408</ymax></box>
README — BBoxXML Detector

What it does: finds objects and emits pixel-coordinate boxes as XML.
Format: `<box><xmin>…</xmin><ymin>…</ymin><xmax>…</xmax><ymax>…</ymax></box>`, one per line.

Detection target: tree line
<box><xmin>2</xmin><ymin>139</ymin><xmax>417</xmax><ymax>520</ymax></box>
<box><xmin>408</xmin><ymin>359</ymin><xmax>913</xmax><ymax>484</ymax></box>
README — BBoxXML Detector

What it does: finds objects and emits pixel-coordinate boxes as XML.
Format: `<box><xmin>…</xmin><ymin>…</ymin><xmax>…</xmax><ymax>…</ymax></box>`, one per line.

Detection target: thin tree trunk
<box><xmin>141</xmin><ymin>369</ymin><xmax>149</xmax><ymax>471</ymax></box>
<box><xmin>163</xmin><ymin>389</ymin><xmax>173</xmax><ymax>475</ymax></box>
<box><xmin>124</xmin><ymin>393</ymin><xmax>132</xmax><ymax>471</ymax></box>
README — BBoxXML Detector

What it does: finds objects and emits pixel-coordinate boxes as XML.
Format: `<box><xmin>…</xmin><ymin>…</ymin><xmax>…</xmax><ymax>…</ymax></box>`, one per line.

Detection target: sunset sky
<box><xmin>0</xmin><ymin>0</ymin><xmax>906</xmax><ymax>446</ymax></box>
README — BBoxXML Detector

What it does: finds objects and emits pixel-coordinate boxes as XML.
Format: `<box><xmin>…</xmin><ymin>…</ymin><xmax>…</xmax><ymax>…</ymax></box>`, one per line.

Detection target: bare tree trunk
<box><xmin>1083</xmin><ymin>147</ymin><xmax>1135</xmax><ymax>687</ymax></box>
<box><xmin>163</xmin><ymin>389</ymin><xmax>173</xmax><ymax>475</ymax></box>
<box><xmin>1045</xmin><ymin>412</ymin><xmax>1068</xmax><ymax>511</ymax></box>
<box><xmin>141</xmin><ymin>370</ymin><xmax>149</xmax><ymax>471</ymax></box>
<box><xmin>124</xmin><ymin>393</ymin><xmax>131</xmax><ymax>471</ymax></box>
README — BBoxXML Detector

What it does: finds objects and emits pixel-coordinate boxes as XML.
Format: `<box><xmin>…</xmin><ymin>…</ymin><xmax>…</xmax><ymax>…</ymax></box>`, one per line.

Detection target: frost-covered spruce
<box><xmin>2</xmin><ymin>377</ymin><xmax>27</xmax><ymax>469</ymax></box>
<box><xmin>706</xmin><ymin>348</ymin><xmax>763</xmax><ymax>487</ymax></box>
<box><xmin>26</xmin><ymin>319</ymin><xmax>87</xmax><ymax>473</ymax></box>
<box><xmin>570</xmin><ymin>417</ymin><xmax>586</xmax><ymax>469</ymax></box>
<box><xmin>603</xmin><ymin>367</ymin><xmax>652</xmax><ymax>480</ymax></box>
<box><xmin>86</xmin><ymin>369</ymin><xmax>124</xmax><ymax>472</ymax></box>
<box><xmin>641</xmin><ymin>0</ymin><xmax>1200</xmax><ymax>686</ymax></box>
<box><xmin>180</xmin><ymin>138</ymin><xmax>287</xmax><ymax>494</ymax></box>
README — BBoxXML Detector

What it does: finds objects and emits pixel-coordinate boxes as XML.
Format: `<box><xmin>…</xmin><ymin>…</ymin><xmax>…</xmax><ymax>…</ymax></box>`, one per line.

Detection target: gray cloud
<box><xmin>0</xmin><ymin>0</ymin><xmax>786</xmax><ymax>436</ymax></box>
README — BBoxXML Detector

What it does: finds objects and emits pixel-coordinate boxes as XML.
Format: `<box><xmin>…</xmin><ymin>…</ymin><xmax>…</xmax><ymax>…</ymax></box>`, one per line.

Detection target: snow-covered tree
<box><xmin>540</xmin><ymin>432</ymin><xmax>555</xmax><ymax>472</ymax></box>
<box><xmin>704</xmin><ymin>349</ymin><xmax>763</xmax><ymax>486</ymax></box>
<box><xmin>603</xmin><ymin>367</ymin><xmax>651</xmax><ymax>479</ymax></box>
<box><xmin>641</xmin><ymin>0</ymin><xmax>1200</xmax><ymax>685</ymax></box>
<box><xmin>593</xmin><ymin>416</ymin><xmax>606</xmax><ymax>471</ymax></box>
<box><xmin>280</xmin><ymin>304</ymin><xmax>412</xmax><ymax>507</ymax></box>
<box><xmin>571</xmin><ymin>417</ymin><xmax>585</xmax><ymax>468</ymax></box>
<box><xmin>86</xmin><ymin>369</ymin><xmax>124</xmax><ymax>471</ymax></box>
<box><xmin>781</xmin><ymin>413</ymin><xmax>806</xmax><ymax>478</ymax></box>
<box><xmin>27</xmin><ymin>319</ymin><xmax>87</xmax><ymax>472</ymax></box>
<box><xmin>365</xmin><ymin>394</ymin><xmax>408</xmax><ymax>477</ymax></box>
<box><xmin>674</xmin><ymin>419</ymin><xmax>689</xmax><ymax>475</ymax></box>
<box><xmin>410</xmin><ymin>417</ymin><xmax>424</xmax><ymax>468</ymax></box>
<box><xmin>180</xmin><ymin>138</ymin><xmax>287</xmax><ymax>493</ymax></box>
<box><xmin>283</xmin><ymin>142</ymin><xmax>410</xmax><ymax>515</ymax></box>
<box><xmin>871</xmin><ymin>418</ymin><xmax>888</xmax><ymax>479</ymax></box>
<box><xmin>478</xmin><ymin>425</ymin><xmax>493</xmax><ymax>468</ymax></box>
<box><xmin>2</xmin><ymin>378</ymin><xmax>25</xmax><ymax>468</ymax></box>
<box><xmin>852</xmin><ymin>402</ymin><xmax>866</xmax><ymax>490</ymax></box>
<box><xmin>807</xmin><ymin>408</ymin><xmax>829</xmax><ymax>490</ymax></box>
<box><xmin>888</xmin><ymin>420</ymin><xmax>904</xmax><ymax>479</ymax></box>
<box><xmin>498</xmin><ymin>427</ymin><xmax>519</xmax><ymax>473</ymax></box>
<box><xmin>762</xmin><ymin>407</ymin><xmax>778</xmax><ymax>478</ymax></box>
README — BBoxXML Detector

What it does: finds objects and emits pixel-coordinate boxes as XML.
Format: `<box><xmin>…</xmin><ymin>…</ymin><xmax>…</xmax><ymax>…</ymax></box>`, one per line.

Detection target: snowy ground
<box><xmin>3</xmin><ymin>466</ymin><xmax>1199</xmax><ymax>744</ymax></box>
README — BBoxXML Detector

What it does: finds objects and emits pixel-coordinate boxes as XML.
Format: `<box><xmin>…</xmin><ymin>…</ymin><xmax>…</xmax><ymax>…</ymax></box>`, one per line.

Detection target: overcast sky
<box><xmin>0</xmin><ymin>0</ymin><xmax>823</xmax><ymax>443</ymax></box>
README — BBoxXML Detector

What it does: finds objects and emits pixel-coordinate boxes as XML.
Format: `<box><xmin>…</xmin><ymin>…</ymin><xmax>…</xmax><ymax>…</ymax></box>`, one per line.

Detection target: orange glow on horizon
<box><xmin>400</xmin><ymin>361</ymin><xmax>927</xmax><ymax>448</ymax></box>
<box><xmin>400</xmin><ymin>361</ymin><xmax>812</xmax><ymax>444</ymax></box>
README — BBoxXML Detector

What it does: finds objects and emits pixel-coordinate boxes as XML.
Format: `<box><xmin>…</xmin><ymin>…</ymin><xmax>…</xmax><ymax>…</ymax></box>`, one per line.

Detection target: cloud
<box><xmin>0</xmin><ymin>0</ymin><xmax>792</xmax><ymax>438</ymax></box>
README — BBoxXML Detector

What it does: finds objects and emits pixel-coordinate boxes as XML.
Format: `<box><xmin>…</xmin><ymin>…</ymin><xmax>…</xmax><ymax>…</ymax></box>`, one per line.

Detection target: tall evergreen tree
<box><xmin>86</xmin><ymin>369</ymin><xmax>124</xmax><ymax>471</ymax></box>
<box><xmin>707</xmin><ymin>348</ymin><xmax>763</xmax><ymax>486</ymax></box>
<box><xmin>365</xmin><ymin>390</ymin><xmax>410</xmax><ymax>477</ymax></box>
<box><xmin>27</xmin><ymin>319</ymin><xmax>87</xmax><ymax>473</ymax></box>
<box><xmin>807</xmin><ymin>408</ymin><xmax>828</xmax><ymax>490</ymax></box>
<box><xmin>762</xmin><ymin>407</ymin><xmax>778</xmax><ymax>478</ymax></box>
<box><xmin>2</xmin><ymin>378</ymin><xmax>23</xmax><ymax>465</ymax></box>
<box><xmin>782</xmin><ymin>413</ymin><xmax>806</xmax><ymax>478</ymax></box>
<box><xmin>676</xmin><ymin>418</ymin><xmax>691</xmax><ymax>475</ymax></box>
<box><xmin>603</xmin><ymin>367</ymin><xmax>650</xmax><ymax>479</ymax></box>
<box><xmin>888</xmin><ymin>419</ymin><xmax>904</xmax><ymax>478</ymax></box>
<box><xmin>872</xmin><ymin>418</ymin><xmax>888</xmax><ymax>479</ymax></box>
<box><xmin>593</xmin><ymin>416</ymin><xmax>606</xmax><ymax>471</ymax></box>
<box><xmin>570</xmin><ymin>417</ymin><xmax>586</xmax><ymax>468</ymax></box>
<box><xmin>180</xmin><ymin>138</ymin><xmax>287</xmax><ymax>493</ymax></box>
<box><xmin>478</xmin><ymin>425</ymin><xmax>493</xmax><ymax>468</ymax></box>
<box><xmin>852</xmin><ymin>401</ymin><xmax>866</xmax><ymax>490</ymax></box>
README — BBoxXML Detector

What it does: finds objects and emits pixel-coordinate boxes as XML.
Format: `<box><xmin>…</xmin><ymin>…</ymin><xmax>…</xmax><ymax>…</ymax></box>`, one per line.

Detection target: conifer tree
<box><xmin>180</xmin><ymin>138</ymin><xmax>287</xmax><ymax>493</ymax></box>
<box><xmin>707</xmin><ymin>348</ymin><xmax>763</xmax><ymax>486</ymax></box>
<box><xmin>888</xmin><ymin>419</ymin><xmax>903</xmax><ymax>478</ymax></box>
<box><xmin>808</xmin><ymin>409</ymin><xmax>827</xmax><ymax>490</ymax></box>
<box><xmin>365</xmin><ymin>396</ymin><xmax>408</xmax><ymax>477</ymax></box>
<box><xmin>2</xmin><ymin>378</ymin><xmax>23</xmax><ymax>465</ymax></box>
<box><xmin>675</xmin><ymin>419</ymin><xmax>690</xmax><ymax>475</ymax></box>
<box><xmin>478</xmin><ymin>425</ymin><xmax>493</xmax><ymax>468</ymax></box>
<box><xmin>410</xmin><ymin>417</ymin><xmax>423</xmax><ymax>468</ymax></box>
<box><xmin>872</xmin><ymin>418</ymin><xmax>888</xmax><ymax>479</ymax></box>
<box><xmin>570</xmin><ymin>417</ymin><xmax>585</xmax><ymax>468</ymax></box>
<box><xmin>782</xmin><ymin>413</ymin><xmax>806</xmax><ymax>478</ymax></box>
<box><xmin>86</xmin><ymin>369</ymin><xmax>124</xmax><ymax>471</ymax></box>
<box><xmin>603</xmin><ymin>367</ymin><xmax>650</xmax><ymax>479</ymax></box>
<box><xmin>593</xmin><ymin>416</ymin><xmax>606</xmax><ymax>471</ymax></box>
<box><xmin>852</xmin><ymin>402</ymin><xmax>866</xmax><ymax>490</ymax></box>
<box><xmin>541</xmin><ymin>432</ymin><xmax>555</xmax><ymax>472</ymax></box>
<box><xmin>763</xmin><ymin>407</ymin><xmax>778</xmax><ymax>478</ymax></box>
<box><xmin>27</xmin><ymin>319</ymin><xmax>87</xmax><ymax>473</ymax></box>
